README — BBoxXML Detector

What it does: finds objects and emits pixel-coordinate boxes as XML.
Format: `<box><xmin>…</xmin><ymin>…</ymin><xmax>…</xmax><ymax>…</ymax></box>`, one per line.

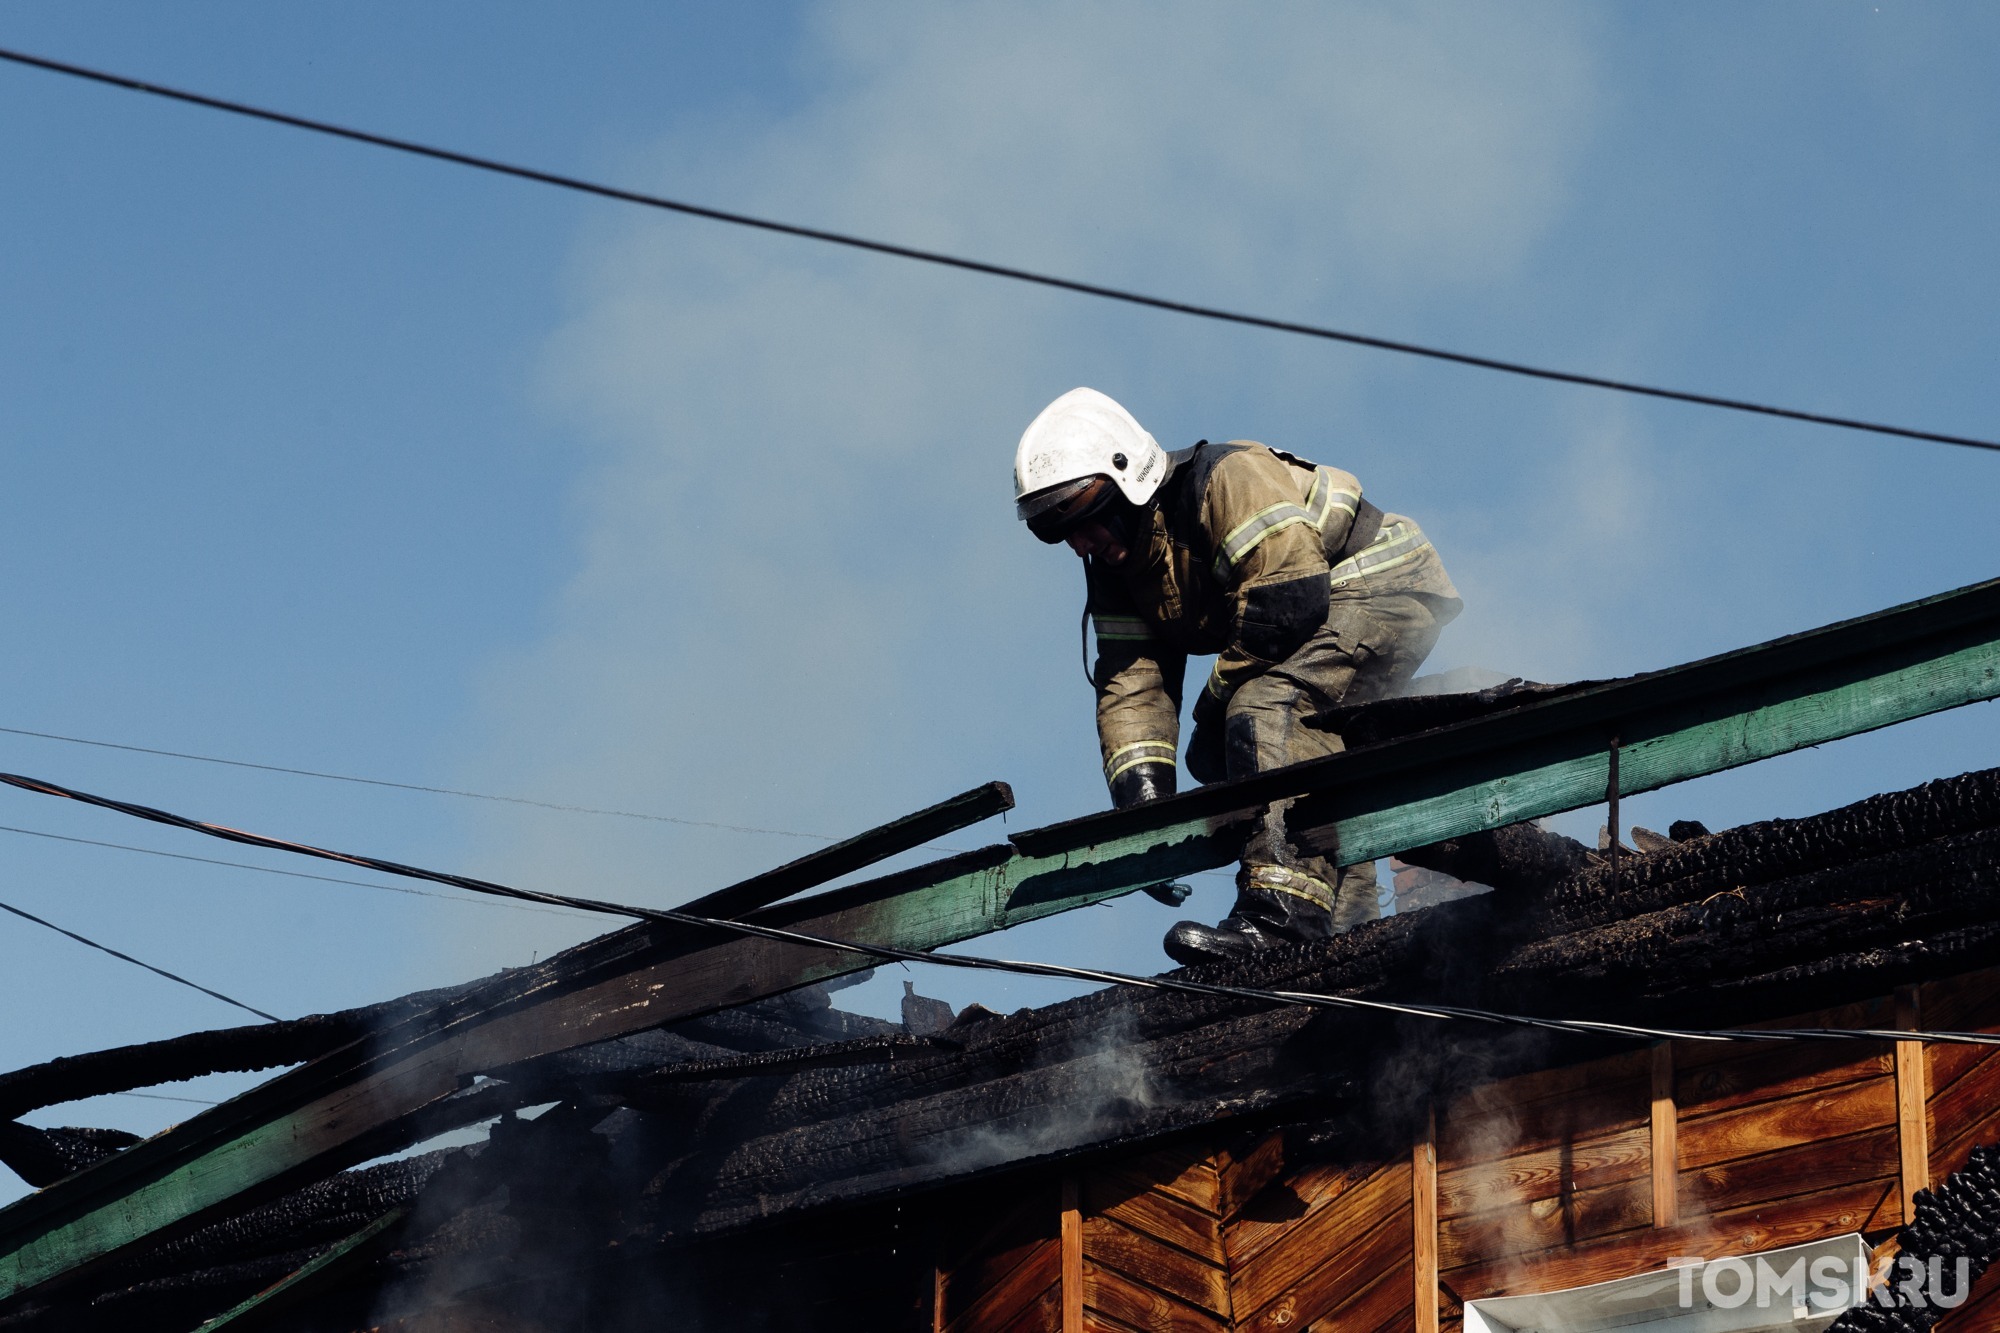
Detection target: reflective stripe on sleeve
<box><xmin>1092</xmin><ymin>614</ymin><xmax>1153</xmax><ymax>642</ymax></box>
<box><xmin>1212</xmin><ymin>470</ymin><xmax>1361</xmax><ymax>582</ymax></box>
<box><xmin>1104</xmin><ymin>740</ymin><xmax>1178</xmax><ymax>781</ymax></box>
<box><xmin>1304</xmin><ymin>469</ymin><xmax>1361</xmax><ymax>532</ymax></box>
<box><xmin>1212</xmin><ymin>502</ymin><xmax>1315</xmax><ymax>581</ymax></box>
<box><xmin>1328</xmin><ymin>520</ymin><xmax>1433</xmax><ymax>587</ymax></box>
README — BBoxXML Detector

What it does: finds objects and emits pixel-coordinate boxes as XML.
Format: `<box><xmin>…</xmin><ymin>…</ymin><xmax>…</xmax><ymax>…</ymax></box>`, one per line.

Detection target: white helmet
<box><xmin>1013</xmin><ymin>388</ymin><xmax>1170</xmax><ymax>540</ymax></box>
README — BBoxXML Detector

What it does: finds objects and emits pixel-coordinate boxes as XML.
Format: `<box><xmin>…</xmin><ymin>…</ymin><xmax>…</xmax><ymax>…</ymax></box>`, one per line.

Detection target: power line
<box><xmin>0</xmin><ymin>45</ymin><xmax>1993</xmax><ymax>456</ymax></box>
<box><xmin>5</xmin><ymin>767</ymin><xmax>1996</xmax><ymax>1050</ymax></box>
<box><xmin>0</xmin><ymin>722</ymin><xmax>1234</xmax><ymax>884</ymax></box>
<box><xmin>0</xmin><ymin>892</ymin><xmax>277</xmax><ymax>1022</ymax></box>
<box><xmin>0</xmin><ymin>824</ymin><xmax>598</xmax><ymax>921</ymax></box>
<box><xmin>0</xmin><ymin>724</ymin><xmax>831</xmax><ymax>841</ymax></box>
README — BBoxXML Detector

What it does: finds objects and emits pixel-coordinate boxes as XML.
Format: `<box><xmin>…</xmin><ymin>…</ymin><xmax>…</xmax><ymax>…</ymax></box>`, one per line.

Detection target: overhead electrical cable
<box><xmin>4</xmin><ymin>767</ymin><xmax>1996</xmax><ymax>1050</ymax></box>
<box><xmin>0</xmin><ymin>724</ymin><xmax>832</xmax><ymax>840</ymax></box>
<box><xmin>0</xmin><ymin>44</ymin><xmax>1993</xmax><ymax>456</ymax></box>
<box><xmin>0</xmin><ymin>824</ymin><xmax>598</xmax><ymax>921</ymax></box>
<box><xmin>0</xmin><ymin>892</ymin><xmax>278</xmax><ymax>1022</ymax></box>
<box><xmin>0</xmin><ymin>724</ymin><xmax>1237</xmax><ymax>885</ymax></box>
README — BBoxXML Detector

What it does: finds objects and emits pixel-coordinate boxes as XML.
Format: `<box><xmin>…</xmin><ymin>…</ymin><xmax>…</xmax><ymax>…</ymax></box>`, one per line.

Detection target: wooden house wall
<box><xmin>931</xmin><ymin>967</ymin><xmax>2000</xmax><ymax>1332</ymax></box>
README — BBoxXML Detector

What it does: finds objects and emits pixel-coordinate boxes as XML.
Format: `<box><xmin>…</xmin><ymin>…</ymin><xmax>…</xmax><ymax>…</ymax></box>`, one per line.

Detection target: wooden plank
<box><xmin>1676</xmin><ymin>1039</ymin><xmax>1891</xmax><ymax>1119</ymax></box>
<box><xmin>1442</xmin><ymin>1177</ymin><xmax>1903</xmax><ymax>1300</ymax></box>
<box><xmin>1237</xmin><ymin>1202</ymin><xmax>1412</xmax><ymax>1333</ymax></box>
<box><xmin>1445</xmin><ymin>1049</ymin><xmax>1650</xmax><ymax>1122</ymax></box>
<box><xmin>948</xmin><ymin>1239</ymin><xmax>1060</xmax><ymax>1333</ymax></box>
<box><xmin>1214</xmin><ymin>1134</ymin><xmax>1284</xmax><ymax>1222</ymax></box>
<box><xmin>1678</xmin><ymin>1076</ymin><xmax>1896</xmax><ymax>1170</ymax></box>
<box><xmin>1437</xmin><ymin>1126</ymin><xmax>1651</xmax><ymax>1218</ymax></box>
<box><xmin>1440</xmin><ymin>1077</ymin><xmax>1647</xmax><ymax>1163</ymax></box>
<box><xmin>1651</xmin><ymin>1042</ymin><xmax>1678</xmax><ymax>1228</ymax></box>
<box><xmin>1083</xmin><ymin>1174</ymin><xmax>1225</xmax><ymax>1265</ymax></box>
<box><xmin>1114</xmin><ymin>1144</ymin><xmax>1223</xmax><ymax>1217</ymax></box>
<box><xmin>684</xmin><ymin>781</ymin><xmax>1014</xmax><ymax>918</ymax></box>
<box><xmin>1062</xmin><ymin>1178</ymin><xmax>1084</xmax><ymax>1333</ymax></box>
<box><xmin>1017</xmin><ymin>576</ymin><xmax>2000</xmax><ymax>869</ymax></box>
<box><xmin>1083</xmin><ymin>1216</ymin><xmax>1230</xmax><ymax>1319</ymax></box>
<box><xmin>1224</xmin><ymin>1160</ymin><xmax>1380</xmax><ymax>1274</ymax></box>
<box><xmin>1437</xmin><ymin>1176</ymin><xmax>1652</xmax><ymax>1270</ymax></box>
<box><xmin>990</xmin><ymin>1279</ymin><xmax>1063</xmax><ymax>1333</ymax></box>
<box><xmin>1415</xmin><ymin>1107</ymin><xmax>1438</xmax><ymax>1333</ymax></box>
<box><xmin>1919</xmin><ymin>965</ymin><xmax>2000</xmax><ymax>1032</ymax></box>
<box><xmin>1897</xmin><ymin>986</ymin><xmax>1931</xmax><ymax>1226</ymax></box>
<box><xmin>1081</xmin><ymin>1262</ymin><xmax>1226</xmax><ymax>1333</ymax></box>
<box><xmin>1337</xmin><ymin>1267</ymin><xmax>1419</xmax><ymax>1333</ymax></box>
<box><xmin>1926</xmin><ymin>1039</ymin><xmax>2000</xmax><ymax>1180</ymax></box>
<box><xmin>1233</xmin><ymin>1161</ymin><xmax>1412</xmax><ymax>1319</ymax></box>
<box><xmin>944</xmin><ymin>1190</ymin><xmax>1060</xmax><ymax>1325</ymax></box>
<box><xmin>1682</xmin><ymin>1126</ymin><xmax>1899</xmax><ymax>1218</ymax></box>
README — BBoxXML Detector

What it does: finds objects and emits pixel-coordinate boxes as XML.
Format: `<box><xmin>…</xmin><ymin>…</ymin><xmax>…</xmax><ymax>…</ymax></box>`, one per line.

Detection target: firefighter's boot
<box><xmin>1161</xmin><ymin>867</ymin><xmax>1336</xmax><ymax>968</ymax></box>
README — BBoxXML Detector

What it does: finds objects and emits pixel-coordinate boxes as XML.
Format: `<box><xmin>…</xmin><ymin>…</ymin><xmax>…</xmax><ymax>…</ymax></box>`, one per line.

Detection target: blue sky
<box><xmin>0</xmin><ymin>3</ymin><xmax>1995</xmax><ymax>1191</ymax></box>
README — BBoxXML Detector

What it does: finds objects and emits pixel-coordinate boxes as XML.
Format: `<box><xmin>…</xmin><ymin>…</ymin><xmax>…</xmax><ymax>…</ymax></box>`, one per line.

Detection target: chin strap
<box><xmin>1080</xmin><ymin>548</ymin><xmax>1096</xmax><ymax>684</ymax></box>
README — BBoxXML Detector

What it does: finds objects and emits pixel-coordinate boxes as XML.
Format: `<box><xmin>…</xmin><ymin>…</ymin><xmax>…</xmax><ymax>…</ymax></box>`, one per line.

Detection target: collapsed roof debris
<box><xmin>2</xmin><ymin>577</ymin><xmax>2000</xmax><ymax>1329</ymax></box>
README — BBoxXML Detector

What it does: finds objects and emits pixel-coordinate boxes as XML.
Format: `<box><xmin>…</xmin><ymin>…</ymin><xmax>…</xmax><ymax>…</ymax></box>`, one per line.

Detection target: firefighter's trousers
<box><xmin>1225</xmin><ymin>593</ymin><xmax>1445</xmax><ymax>930</ymax></box>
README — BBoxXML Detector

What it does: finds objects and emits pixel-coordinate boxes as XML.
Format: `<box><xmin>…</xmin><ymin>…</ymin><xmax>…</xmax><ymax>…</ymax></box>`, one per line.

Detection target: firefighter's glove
<box><xmin>1186</xmin><ymin>690</ymin><xmax>1227</xmax><ymax>785</ymax></box>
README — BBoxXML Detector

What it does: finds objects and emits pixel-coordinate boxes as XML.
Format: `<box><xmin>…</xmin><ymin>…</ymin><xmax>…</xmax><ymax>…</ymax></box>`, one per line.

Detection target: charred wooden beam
<box><xmin>680</xmin><ymin>781</ymin><xmax>1013</xmax><ymax>918</ymax></box>
<box><xmin>605</xmin><ymin>766</ymin><xmax>2000</xmax><ymax>1238</ymax></box>
<box><xmin>1398</xmin><ymin>822</ymin><xmax>1594</xmax><ymax>895</ymax></box>
<box><xmin>0</xmin><ymin>798</ymin><xmax>1232</xmax><ymax>1304</ymax></box>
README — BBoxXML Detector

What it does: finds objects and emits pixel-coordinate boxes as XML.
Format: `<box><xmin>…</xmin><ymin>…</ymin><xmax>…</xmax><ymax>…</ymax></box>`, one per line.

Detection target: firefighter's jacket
<box><xmin>1087</xmin><ymin>440</ymin><xmax>1460</xmax><ymax>794</ymax></box>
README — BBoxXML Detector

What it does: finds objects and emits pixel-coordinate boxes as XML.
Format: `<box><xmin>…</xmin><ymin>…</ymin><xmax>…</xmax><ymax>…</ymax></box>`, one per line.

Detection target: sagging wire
<box><xmin>0</xmin><ymin>44</ymin><xmax>1994</xmax><ymax>456</ymax></box>
<box><xmin>0</xmin><ymin>823</ymin><xmax>600</xmax><ymax>921</ymax></box>
<box><xmin>0</xmin><ymin>722</ymin><xmax>1239</xmax><ymax>884</ymax></box>
<box><xmin>0</xmin><ymin>724</ymin><xmax>833</xmax><ymax>840</ymax></box>
<box><xmin>0</xmin><ymin>892</ymin><xmax>278</xmax><ymax>1022</ymax></box>
<box><xmin>5</xmin><ymin>768</ymin><xmax>1998</xmax><ymax>1051</ymax></box>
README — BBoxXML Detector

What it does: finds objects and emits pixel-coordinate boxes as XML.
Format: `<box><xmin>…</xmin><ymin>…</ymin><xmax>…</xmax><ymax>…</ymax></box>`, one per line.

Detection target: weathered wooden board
<box><xmin>1082</xmin><ymin>1260</ymin><xmax>1226</xmax><ymax>1332</ymax></box>
<box><xmin>1436</xmin><ymin>1126</ymin><xmax>1652</xmax><ymax>1218</ymax></box>
<box><xmin>1682</xmin><ymin>1127</ymin><xmax>1898</xmax><ymax>1217</ymax></box>
<box><xmin>1232</xmin><ymin>1160</ymin><xmax>1412</xmax><ymax>1322</ymax></box>
<box><xmin>1083</xmin><ymin>1216</ymin><xmax>1229</xmax><ymax>1318</ymax></box>
<box><xmin>1082</xmin><ymin>1175</ymin><xmax>1225</xmax><ymax>1266</ymax></box>
<box><xmin>949</xmin><ymin>1236</ymin><xmax>1060</xmax><ymax>1333</ymax></box>
<box><xmin>1442</xmin><ymin>1176</ymin><xmax>1898</xmax><ymax>1300</ymax></box>
<box><xmin>1678</xmin><ymin>1077</ymin><xmax>1897</xmax><ymax>1170</ymax></box>
<box><xmin>1237</xmin><ymin>1198</ymin><xmax>1412</xmax><ymax>1333</ymax></box>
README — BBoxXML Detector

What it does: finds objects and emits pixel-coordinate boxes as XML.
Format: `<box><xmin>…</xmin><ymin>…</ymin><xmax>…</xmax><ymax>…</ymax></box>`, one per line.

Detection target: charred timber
<box><xmin>594</xmin><ymin>766</ymin><xmax>2000</xmax><ymax>1236</ymax></box>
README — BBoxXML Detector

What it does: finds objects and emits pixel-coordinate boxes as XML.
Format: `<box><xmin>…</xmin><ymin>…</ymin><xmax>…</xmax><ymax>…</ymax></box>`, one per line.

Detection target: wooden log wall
<box><xmin>932</xmin><ymin>966</ymin><xmax>2000</xmax><ymax>1333</ymax></box>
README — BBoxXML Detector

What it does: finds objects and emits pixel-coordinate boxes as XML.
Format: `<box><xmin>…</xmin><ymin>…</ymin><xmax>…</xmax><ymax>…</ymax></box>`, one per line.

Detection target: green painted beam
<box><xmin>5</xmin><ymin>576</ymin><xmax>2000</xmax><ymax>1309</ymax></box>
<box><xmin>1298</xmin><ymin>602</ymin><xmax>2000</xmax><ymax>865</ymax></box>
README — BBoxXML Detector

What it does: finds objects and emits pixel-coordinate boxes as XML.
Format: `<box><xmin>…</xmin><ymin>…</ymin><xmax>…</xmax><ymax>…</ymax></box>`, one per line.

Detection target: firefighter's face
<box><xmin>1065</xmin><ymin>519</ymin><xmax>1130</xmax><ymax>567</ymax></box>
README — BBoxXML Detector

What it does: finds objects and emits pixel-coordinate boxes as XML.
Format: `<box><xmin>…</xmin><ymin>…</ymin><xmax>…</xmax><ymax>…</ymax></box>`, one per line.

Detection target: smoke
<box><xmin>925</xmin><ymin>1009</ymin><xmax>1157</xmax><ymax>1175</ymax></box>
<box><xmin>428</xmin><ymin>0</ymin><xmax>1608</xmax><ymax>1005</ymax></box>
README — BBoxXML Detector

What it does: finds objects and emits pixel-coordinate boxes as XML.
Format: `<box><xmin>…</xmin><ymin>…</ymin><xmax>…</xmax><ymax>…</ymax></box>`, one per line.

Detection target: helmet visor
<box><xmin>1018</xmin><ymin>475</ymin><xmax>1116</xmax><ymax>543</ymax></box>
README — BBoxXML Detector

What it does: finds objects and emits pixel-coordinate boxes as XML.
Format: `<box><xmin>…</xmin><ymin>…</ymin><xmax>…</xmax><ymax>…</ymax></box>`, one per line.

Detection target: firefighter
<box><xmin>1014</xmin><ymin>387</ymin><xmax>1461</xmax><ymax>966</ymax></box>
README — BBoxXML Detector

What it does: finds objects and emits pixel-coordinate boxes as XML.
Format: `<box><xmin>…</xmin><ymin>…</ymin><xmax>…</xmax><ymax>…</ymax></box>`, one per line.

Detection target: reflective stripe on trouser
<box><xmin>1225</xmin><ymin>592</ymin><xmax>1445</xmax><ymax>931</ymax></box>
